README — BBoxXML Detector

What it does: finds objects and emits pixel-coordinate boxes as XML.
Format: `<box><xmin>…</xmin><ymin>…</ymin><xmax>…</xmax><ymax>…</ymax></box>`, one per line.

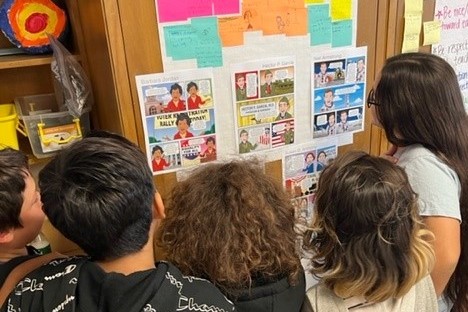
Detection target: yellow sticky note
<box><xmin>423</xmin><ymin>20</ymin><xmax>442</xmax><ymax>45</ymax></box>
<box><xmin>305</xmin><ymin>0</ymin><xmax>324</xmax><ymax>3</ymax></box>
<box><xmin>405</xmin><ymin>0</ymin><xmax>423</xmax><ymax>15</ymax></box>
<box><xmin>404</xmin><ymin>12</ymin><xmax>422</xmax><ymax>36</ymax></box>
<box><xmin>330</xmin><ymin>0</ymin><xmax>352</xmax><ymax>21</ymax></box>
<box><xmin>402</xmin><ymin>33</ymin><xmax>419</xmax><ymax>53</ymax></box>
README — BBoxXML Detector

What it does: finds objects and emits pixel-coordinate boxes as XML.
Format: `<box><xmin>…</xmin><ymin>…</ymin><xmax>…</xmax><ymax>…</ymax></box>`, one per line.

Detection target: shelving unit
<box><xmin>0</xmin><ymin>0</ymin><xmax>87</xmax><ymax>255</ymax></box>
<box><xmin>0</xmin><ymin>54</ymin><xmax>54</xmax><ymax>69</ymax></box>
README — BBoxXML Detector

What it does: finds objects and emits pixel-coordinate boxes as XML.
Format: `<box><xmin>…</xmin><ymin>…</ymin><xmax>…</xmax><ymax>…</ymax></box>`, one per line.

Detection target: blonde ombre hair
<box><xmin>303</xmin><ymin>151</ymin><xmax>434</xmax><ymax>302</ymax></box>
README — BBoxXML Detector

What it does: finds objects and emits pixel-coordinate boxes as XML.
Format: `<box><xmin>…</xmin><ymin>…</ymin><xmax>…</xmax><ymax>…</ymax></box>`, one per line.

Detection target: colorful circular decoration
<box><xmin>0</xmin><ymin>0</ymin><xmax>67</xmax><ymax>54</ymax></box>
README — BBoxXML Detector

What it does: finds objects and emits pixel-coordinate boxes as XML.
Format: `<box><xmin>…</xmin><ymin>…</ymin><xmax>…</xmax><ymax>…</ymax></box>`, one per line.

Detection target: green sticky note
<box><xmin>163</xmin><ymin>25</ymin><xmax>198</xmax><ymax>60</ymax></box>
<box><xmin>331</xmin><ymin>19</ymin><xmax>352</xmax><ymax>47</ymax></box>
<box><xmin>192</xmin><ymin>17</ymin><xmax>223</xmax><ymax>68</ymax></box>
<box><xmin>308</xmin><ymin>4</ymin><xmax>331</xmax><ymax>45</ymax></box>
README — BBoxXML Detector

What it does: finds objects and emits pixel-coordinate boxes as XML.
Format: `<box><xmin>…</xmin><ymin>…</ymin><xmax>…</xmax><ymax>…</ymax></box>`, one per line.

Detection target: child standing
<box><xmin>159</xmin><ymin>160</ymin><xmax>305</xmax><ymax>312</ymax></box>
<box><xmin>369</xmin><ymin>53</ymin><xmax>468</xmax><ymax>311</ymax></box>
<box><xmin>0</xmin><ymin>148</ymin><xmax>45</xmax><ymax>283</ymax></box>
<box><xmin>1</xmin><ymin>133</ymin><xmax>235</xmax><ymax>311</ymax></box>
<box><xmin>302</xmin><ymin>151</ymin><xmax>436</xmax><ymax>311</ymax></box>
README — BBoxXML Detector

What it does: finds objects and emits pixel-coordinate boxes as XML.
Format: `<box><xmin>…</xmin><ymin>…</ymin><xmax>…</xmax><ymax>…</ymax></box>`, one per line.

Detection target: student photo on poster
<box><xmin>234</xmin><ymin>71</ymin><xmax>258</xmax><ymax>102</ymax></box>
<box><xmin>262</xmin><ymin>65</ymin><xmax>295</xmax><ymax>97</ymax></box>
<box><xmin>275</xmin><ymin>96</ymin><xmax>293</xmax><ymax>120</ymax></box>
<box><xmin>284</xmin><ymin>149</ymin><xmax>315</xmax><ymax>179</ymax></box>
<box><xmin>199</xmin><ymin>136</ymin><xmax>217</xmax><ymax>163</ymax></box>
<box><xmin>346</xmin><ymin>56</ymin><xmax>367</xmax><ymax>83</ymax></box>
<box><xmin>313</xmin><ymin>84</ymin><xmax>365</xmax><ymax>114</ymax></box>
<box><xmin>282</xmin><ymin>120</ymin><xmax>294</xmax><ymax>145</ymax></box>
<box><xmin>316</xmin><ymin>145</ymin><xmax>337</xmax><ymax>172</ymax></box>
<box><xmin>325</xmin><ymin>112</ymin><xmax>337</xmax><ymax>136</ymax></box>
<box><xmin>320</xmin><ymin>88</ymin><xmax>335</xmax><ymax>112</ymax></box>
<box><xmin>173</xmin><ymin>113</ymin><xmax>194</xmax><ymax>139</ymax></box>
<box><xmin>238</xmin><ymin>129</ymin><xmax>258</xmax><ymax>154</ymax></box>
<box><xmin>271</xmin><ymin>120</ymin><xmax>294</xmax><ymax>148</ymax></box>
<box><xmin>150</xmin><ymin>142</ymin><xmax>181</xmax><ymax>172</ymax></box>
<box><xmin>260</xmin><ymin>69</ymin><xmax>275</xmax><ymax>97</ymax></box>
<box><xmin>238</xmin><ymin>125</ymin><xmax>271</xmax><ymax>154</ymax></box>
<box><xmin>336</xmin><ymin>107</ymin><xmax>363</xmax><ymax>133</ymax></box>
<box><xmin>302</xmin><ymin>152</ymin><xmax>315</xmax><ymax>174</ymax></box>
<box><xmin>151</xmin><ymin>144</ymin><xmax>170</xmax><ymax>172</ymax></box>
<box><xmin>165</xmin><ymin>83</ymin><xmax>186</xmax><ymax>112</ymax></box>
<box><xmin>313</xmin><ymin>59</ymin><xmax>346</xmax><ymax>88</ymax></box>
<box><xmin>314</xmin><ymin>62</ymin><xmax>333</xmax><ymax>88</ymax></box>
<box><xmin>186</xmin><ymin>81</ymin><xmax>213</xmax><ymax>110</ymax></box>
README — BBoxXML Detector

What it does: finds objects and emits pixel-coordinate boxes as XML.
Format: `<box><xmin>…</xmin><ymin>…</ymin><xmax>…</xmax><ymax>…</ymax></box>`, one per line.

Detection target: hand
<box><xmin>380</xmin><ymin>144</ymin><xmax>398</xmax><ymax>164</ymax></box>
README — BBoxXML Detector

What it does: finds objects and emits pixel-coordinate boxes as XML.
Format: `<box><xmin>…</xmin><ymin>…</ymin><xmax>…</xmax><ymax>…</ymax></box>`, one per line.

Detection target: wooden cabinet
<box><xmin>0</xmin><ymin>0</ymin><xmax>90</xmax><ymax>255</ymax></box>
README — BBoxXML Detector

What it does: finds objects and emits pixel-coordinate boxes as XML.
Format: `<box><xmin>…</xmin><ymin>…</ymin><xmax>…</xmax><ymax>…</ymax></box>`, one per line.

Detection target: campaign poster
<box><xmin>136</xmin><ymin>68</ymin><xmax>217</xmax><ymax>174</ymax></box>
<box><xmin>311</xmin><ymin>46</ymin><xmax>367</xmax><ymax>139</ymax></box>
<box><xmin>231</xmin><ymin>56</ymin><xmax>296</xmax><ymax>155</ymax></box>
<box><xmin>283</xmin><ymin>143</ymin><xmax>338</xmax><ymax>256</ymax></box>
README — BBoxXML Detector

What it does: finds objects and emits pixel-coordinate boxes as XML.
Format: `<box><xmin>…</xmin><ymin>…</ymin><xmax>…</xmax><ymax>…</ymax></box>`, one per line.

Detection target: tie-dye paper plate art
<box><xmin>0</xmin><ymin>0</ymin><xmax>67</xmax><ymax>54</ymax></box>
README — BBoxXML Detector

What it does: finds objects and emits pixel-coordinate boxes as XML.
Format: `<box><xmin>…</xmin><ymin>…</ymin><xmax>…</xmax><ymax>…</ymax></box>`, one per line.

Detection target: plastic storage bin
<box><xmin>0</xmin><ymin>103</ymin><xmax>19</xmax><ymax>149</ymax></box>
<box><xmin>15</xmin><ymin>93</ymin><xmax>90</xmax><ymax>158</ymax></box>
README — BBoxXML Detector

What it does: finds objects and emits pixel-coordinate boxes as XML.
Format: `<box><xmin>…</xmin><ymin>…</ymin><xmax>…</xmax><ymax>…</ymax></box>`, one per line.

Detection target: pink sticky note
<box><xmin>157</xmin><ymin>0</ymin><xmax>213</xmax><ymax>22</ymax></box>
<box><xmin>213</xmin><ymin>0</ymin><xmax>240</xmax><ymax>15</ymax></box>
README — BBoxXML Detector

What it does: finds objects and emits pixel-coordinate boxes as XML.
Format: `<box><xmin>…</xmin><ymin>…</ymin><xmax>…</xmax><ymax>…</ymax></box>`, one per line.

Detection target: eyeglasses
<box><xmin>366</xmin><ymin>88</ymin><xmax>379</xmax><ymax>108</ymax></box>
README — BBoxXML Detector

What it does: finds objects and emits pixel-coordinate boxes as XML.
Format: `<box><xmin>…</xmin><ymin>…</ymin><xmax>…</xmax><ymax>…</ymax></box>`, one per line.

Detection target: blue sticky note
<box><xmin>163</xmin><ymin>25</ymin><xmax>198</xmax><ymax>60</ymax></box>
<box><xmin>192</xmin><ymin>17</ymin><xmax>223</xmax><ymax>68</ymax></box>
<box><xmin>308</xmin><ymin>3</ymin><xmax>329</xmax><ymax>21</ymax></box>
<box><xmin>331</xmin><ymin>19</ymin><xmax>353</xmax><ymax>47</ymax></box>
<box><xmin>308</xmin><ymin>4</ymin><xmax>332</xmax><ymax>45</ymax></box>
<box><xmin>196</xmin><ymin>44</ymin><xmax>223</xmax><ymax>67</ymax></box>
<box><xmin>191</xmin><ymin>16</ymin><xmax>219</xmax><ymax>39</ymax></box>
<box><xmin>310</xmin><ymin>17</ymin><xmax>332</xmax><ymax>45</ymax></box>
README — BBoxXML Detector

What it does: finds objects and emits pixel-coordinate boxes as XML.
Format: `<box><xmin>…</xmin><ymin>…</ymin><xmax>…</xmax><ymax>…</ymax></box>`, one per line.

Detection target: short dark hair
<box><xmin>305</xmin><ymin>152</ymin><xmax>315</xmax><ymax>161</ymax></box>
<box><xmin>0</xmin><ymin>148</ymin><xmax>29</xmax><ymax>232</ymax></box>
<box><xmin>170</xmin><ymin>83</ymin><xmax>183</xmax><ymax>94</ymax></box>
<box><xmin>39</xmin><ymin>132</ymin><xmax>155</xmax><ymax>260</ymax></box>
<box><xmin>206</xmin><ymin>137</ymin><xmax>215</xmax><ymax>144</ymax></box>
<box><xmin>187</xmin><ymin>81</ymin><xmax>198</xmax><ymax>92</ymax></box>
<box><xmin>176</xmin><ymin>113</ymin><xmax>191</xmax><ymax>126</ymax></box>
<box><xmin>152</xmin><ymin>145</ymin><xmax>163</xmax><ymax>154</ymax></box>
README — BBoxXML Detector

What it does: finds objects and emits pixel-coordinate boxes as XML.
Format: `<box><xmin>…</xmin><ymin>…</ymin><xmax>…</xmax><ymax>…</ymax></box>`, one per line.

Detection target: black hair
<box><xmin>187</xmin><ymin>81</ymin><xmax>198</xmax><ymax>92</ymax></box>
<box><xmin>0</xmin><ymin>147</ymin><xmax>29</xmax><ymax>231</ymax></box>
<box><xmin>170</xmin><ymin>83</ymin><xmax>183</xmax><ymax>94</ymax></box>
<box><xmin>176</xmin><ymin>113</ymin><xmax>191</xmax><ymax>127</ymax></box>
<box><xmin>39</xmin><ymin>132</ymin><xmax>154</xmax><ymax>261</ymax></box>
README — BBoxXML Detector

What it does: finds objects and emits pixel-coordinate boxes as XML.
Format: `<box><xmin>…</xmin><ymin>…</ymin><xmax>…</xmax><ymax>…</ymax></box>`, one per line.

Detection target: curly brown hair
<box><xmin>158</xmin><ymin>160</ymin><xmax>301</xmax><ymax>294</ymax></box>
<box><xmin>303</xmin><ymin>151</ymin><xmax>434</xmax><ymax>302</ymax></box>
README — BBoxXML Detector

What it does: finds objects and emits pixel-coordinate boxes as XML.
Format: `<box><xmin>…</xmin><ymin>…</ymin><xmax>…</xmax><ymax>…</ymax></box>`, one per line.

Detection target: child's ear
<box><xmin>152</xmin><ymin>191</ymin><xmax>166</xmax><ymax>220</ymax></box>
<box><xmin>0</xmin><ymin>230</ymin><xmax>14</xmax><ymax>244</ymax></box>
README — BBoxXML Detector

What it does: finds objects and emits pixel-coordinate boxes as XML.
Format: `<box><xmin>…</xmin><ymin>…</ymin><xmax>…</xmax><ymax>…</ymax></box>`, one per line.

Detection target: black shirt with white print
<box><xmin>1</xmin><ymin>256</ymin><xmax>235</xmax><ymax>312</ymax></box>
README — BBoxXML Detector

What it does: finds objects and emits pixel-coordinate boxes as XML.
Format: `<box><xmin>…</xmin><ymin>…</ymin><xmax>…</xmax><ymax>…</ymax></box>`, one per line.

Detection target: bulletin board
<box><xmin>76</xmin><ymin>0</ymin><xmax>385</xmax><ymax>196</ymax></box>
<box><xmin>129</xmin><ymin>0</ymin><xmax>366</xmax><ymax>178</ymax></box>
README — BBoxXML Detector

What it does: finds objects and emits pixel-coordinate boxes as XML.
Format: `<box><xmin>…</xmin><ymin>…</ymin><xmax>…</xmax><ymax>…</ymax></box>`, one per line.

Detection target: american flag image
<box><xmin>272</xmin><ymin>120</ymin><xmax>295</xmax><ymax>147</ymax></box>
<box><xmin>259</xmin><ymin>132</ymin><xmax>271</xmax><ymax>145</ymax></box>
